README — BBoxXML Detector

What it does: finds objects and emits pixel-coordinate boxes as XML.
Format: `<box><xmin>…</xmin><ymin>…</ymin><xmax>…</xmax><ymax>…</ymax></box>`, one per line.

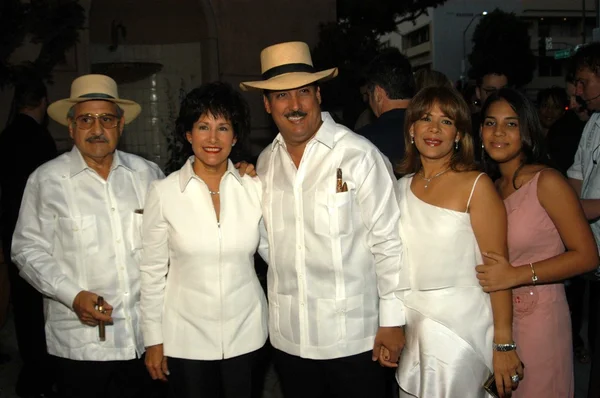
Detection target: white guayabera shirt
<box><xmin>12</xmin><ymin>147</ymin><xmax>164</xmax><ymax>361</ymax></box>
<box><xmin>257</xmin><ymin>112</ymin><xmax>408</xmax><ymax>360</ymax></box>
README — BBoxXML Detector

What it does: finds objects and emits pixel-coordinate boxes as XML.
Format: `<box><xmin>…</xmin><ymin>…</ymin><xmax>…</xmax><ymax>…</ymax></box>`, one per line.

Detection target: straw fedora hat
<box><xmin>47</xmin><ymin>74</ymin><xmax>141</xmax><ymax>126</ymax></box>
<box><xmin>240</xmin><ymin>41</ymin><xmax>338</xmax><ymax>91</ymax></box>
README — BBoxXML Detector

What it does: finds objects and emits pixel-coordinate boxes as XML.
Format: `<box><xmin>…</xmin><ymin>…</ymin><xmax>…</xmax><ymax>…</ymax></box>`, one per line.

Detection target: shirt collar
<box><xmin>272</xmin><ymin>112</ymin><xmax>336</xmax><ymax>151</ymax></box>
<box><xmin>68</xmin><ymin>147</ymin><xmax>133</xmax><ymax>177</ymax></box>
<box><xmin>179</xmin><ymin>157</ymin><xmax>243</xmax><ymax>192</ymax></box>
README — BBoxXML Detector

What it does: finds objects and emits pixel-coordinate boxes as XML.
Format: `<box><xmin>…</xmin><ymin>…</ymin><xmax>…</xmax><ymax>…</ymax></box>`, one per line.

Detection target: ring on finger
<box><xmin>511</xmin><ymin>374</ymin><xmax>520</xmax><ymax>384</ymax></box>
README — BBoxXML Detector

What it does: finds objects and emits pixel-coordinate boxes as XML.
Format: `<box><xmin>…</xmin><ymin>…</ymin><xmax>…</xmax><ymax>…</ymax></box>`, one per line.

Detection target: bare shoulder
<box><xmin>537</xmin><ymin>167</ymin><xmax>572</xmax><ymax>199</ymax></box>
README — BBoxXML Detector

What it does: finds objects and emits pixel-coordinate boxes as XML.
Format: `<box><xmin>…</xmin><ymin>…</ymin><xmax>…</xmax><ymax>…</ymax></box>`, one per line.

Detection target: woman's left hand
<box><xmin>475</xmin><ymin>252</ymin><xmax>520</xmax><ymax>292</ymax></box>
<box><xmin>493</xmin><ymin>349</ymin><xmax>524</xmax><ymax>397</ymax></box>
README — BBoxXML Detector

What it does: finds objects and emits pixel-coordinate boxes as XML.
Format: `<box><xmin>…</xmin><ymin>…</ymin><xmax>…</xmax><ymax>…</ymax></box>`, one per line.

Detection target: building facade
<box><xmin>384</xmin><ymin>0</ymin><xmax>596</xmax><ymax>93</ymax></box>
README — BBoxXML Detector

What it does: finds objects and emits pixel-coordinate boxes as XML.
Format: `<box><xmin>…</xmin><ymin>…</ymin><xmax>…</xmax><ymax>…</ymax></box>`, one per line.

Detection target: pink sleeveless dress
<box><xmin>505</xmin><ymin>171</ymin><xmax>573</xmax><ymax>398</ymax></box>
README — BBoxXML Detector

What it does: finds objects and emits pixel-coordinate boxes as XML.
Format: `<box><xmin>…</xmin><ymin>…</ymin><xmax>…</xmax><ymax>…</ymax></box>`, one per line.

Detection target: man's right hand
<box><xmin>72</xmin><ymin>290</ymin><xmax>113</xmax><ymax>326</ymax></box>
<box><xmin>145</xmin><ymin>344</ymin><xmax>169</xmax><ymax>381</ymax></box>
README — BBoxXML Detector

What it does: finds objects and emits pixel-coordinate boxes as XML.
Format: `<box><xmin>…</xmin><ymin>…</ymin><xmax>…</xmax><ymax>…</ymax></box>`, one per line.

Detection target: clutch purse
<box><xmin>483</xmin><ymin>373</ymin><xmax>499</xmax><ymax>398</ymax></box>
<box><xmin>483</xmin><ymin>362</ymin><xmax>525</xmax><ymax>398</ymax></box>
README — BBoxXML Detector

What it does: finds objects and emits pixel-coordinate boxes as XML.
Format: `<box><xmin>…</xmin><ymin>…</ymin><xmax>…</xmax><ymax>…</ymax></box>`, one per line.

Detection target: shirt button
<box><xmin>124</xmin><ymin>292</ymin><xmax>129</xmax><ymax>296</ymax></box>
<box><xmin>297</xmin><ymin>245</ymin><xmax>302</xmax><ymax>250</ymax></box>
<box><xmin>116</xmin><ymin>238</ymin><xmax>121</xmax><ymax>243</ymax></box>
<box><xmin>121</xmin><ymin>267</ymin><xmax>125</xmax><ymax>271</ymax></box>
<box><xmin>111</xmin><ymin>207</ymin><xmax>115</xmax><ymax>212</ymax></box>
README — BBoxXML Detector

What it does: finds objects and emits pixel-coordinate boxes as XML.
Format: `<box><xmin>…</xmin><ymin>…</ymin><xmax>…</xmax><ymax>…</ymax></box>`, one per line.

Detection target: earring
<box><xmin>455</xmin><ymin>140</ymin><xmax>459</xmax><ymax>150</ymax></box>
<box><xmin>232</xmin><ymin>142</ymin><xmax>236</xmax><ymax>147</ymax></box>
<box><xmin>410</xmin><ymin>136</ymin><xmax>414</xmax><ymax>144</ymax></box>
<box><xmin>481</xmin><ymin>143</ymin><xmax>484</xmax><ymax>149</ymax></box>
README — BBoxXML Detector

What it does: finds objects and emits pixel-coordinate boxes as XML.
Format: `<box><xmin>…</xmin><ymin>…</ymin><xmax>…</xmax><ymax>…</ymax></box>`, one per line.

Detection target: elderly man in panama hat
<box><xmin>11</xmin><ymin>74</ymin><xmax>165</xmax><ymax>398</ymax></box>
<box><xmin>241</xmin><ymin>41</ymin><xmax>408</xmax><ymax>398</ymax></box>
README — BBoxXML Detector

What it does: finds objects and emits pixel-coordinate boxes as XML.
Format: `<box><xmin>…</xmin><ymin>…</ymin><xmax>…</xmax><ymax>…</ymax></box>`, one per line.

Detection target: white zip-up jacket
<box><xmin>139</xmin><ymin>158</ymin><xmax>269</xmax><ymax>360</ymax></box>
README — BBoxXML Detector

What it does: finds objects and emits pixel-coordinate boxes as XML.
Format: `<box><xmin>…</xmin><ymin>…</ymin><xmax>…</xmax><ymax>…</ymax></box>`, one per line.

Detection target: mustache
<box><xmin>86</xmin><ymin>135</ymin><xmax>109</xmax><ymax>143</ymax></box>
<box><xmin>284</xmin><ymin>111</ymin><xmax>307</xmax><ymax>118</ymax></box>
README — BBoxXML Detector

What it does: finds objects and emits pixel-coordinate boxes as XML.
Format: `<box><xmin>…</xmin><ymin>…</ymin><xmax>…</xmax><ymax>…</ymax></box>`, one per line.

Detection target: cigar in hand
<box><xmin>337</xmin><ymin>168</ymin><xmax>343</xmax><ymax>193</ymax></box>
<box><xmin>97</xmin><ymin>296</ymin><xmax>106</xmax><ymax>341</ymax></box>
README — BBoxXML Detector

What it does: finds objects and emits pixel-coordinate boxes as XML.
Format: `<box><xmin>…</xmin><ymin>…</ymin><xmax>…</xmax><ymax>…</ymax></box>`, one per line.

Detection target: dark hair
<box><xmin>536</xmin><ymin>86</ymin><xmax>568</xmax><ymax>110</ymax></box>
<box><xmin>572</xmin><ymin>42</ymin><xmax>600</xmax><ymax>76</ymax></box>
<box><xmin>475</xmin><ymin>66</ymin><xmax>510</xmax><ymax>87</ymax></box>
<box><xmin>176</xmin><ymin>81</ymin><xmax>250</xmax><ymax>160</ymax></box>
<box><xmin>397</xmin><ymin>86</ymin><xmax>476</xmax><ymax>175</ymax></box>
<box><xmin>262</xmin><ymin>83</ymin><xmax>319</xmax><ymax>99</ymax></box>
<box><xmin>414</xmin><ymin>69</ymin><xmax>453</xmax><ymax>92</ymax></box>
<box><xmin>364</xmin><ymin>48</ymin><xmax>415</xmax><ymax>100</ymax></box>
<box><xmin>13</xmin><ymin>78</ymin><xmax>47</xmax><ymax>111</ymax></box>
<box><xmin>480</xmin><ymin>88</ymin><xmax>550</xmax><ymax>186</ymax></box>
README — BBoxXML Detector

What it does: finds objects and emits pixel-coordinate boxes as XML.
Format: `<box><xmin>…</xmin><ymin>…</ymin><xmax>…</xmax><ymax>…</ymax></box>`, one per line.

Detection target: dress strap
<box><xmin>466</xmin><ymin>172</ymin><xmax>486</xmax><ymax>212</ymax></box>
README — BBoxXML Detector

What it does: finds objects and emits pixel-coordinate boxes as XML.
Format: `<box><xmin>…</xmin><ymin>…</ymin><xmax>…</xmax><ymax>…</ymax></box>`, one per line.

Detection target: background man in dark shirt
<box><xmin>358</xmin><ymin>48</ymin><xmax>415</xmax><ymax>173</ymax></box>
<box><xmin>471</xmin><ymin>69</ymin><xmax>509</xmax><ymax>162</ymax></box>
<box><xmin>0</xmin><ymin>77</ymin><xmax>57</xmax><ymax>398</ymax></box>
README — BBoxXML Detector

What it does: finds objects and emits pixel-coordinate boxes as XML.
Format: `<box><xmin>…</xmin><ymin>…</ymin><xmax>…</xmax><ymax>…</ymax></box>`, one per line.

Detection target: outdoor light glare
<box><xmin>482</xmin><ymin>11</ymin><xmax>488</xmax><ymax>15</ymax></box>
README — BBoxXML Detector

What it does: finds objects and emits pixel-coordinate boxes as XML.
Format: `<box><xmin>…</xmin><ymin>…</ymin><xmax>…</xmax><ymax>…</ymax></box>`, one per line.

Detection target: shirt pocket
<box><xmin>58</xmin><ymin>215</ymin><xmax>99</xmax><ymax>255</ymax></box>
<box><xmin>314</xmin><ymin>191</ymin><xmax>354</xmax><ymax>237</ymax></box>
<box><xmin>128</xmin><ymin>212</ymin><xmax>144</xmax><ymax>251</ymax></box>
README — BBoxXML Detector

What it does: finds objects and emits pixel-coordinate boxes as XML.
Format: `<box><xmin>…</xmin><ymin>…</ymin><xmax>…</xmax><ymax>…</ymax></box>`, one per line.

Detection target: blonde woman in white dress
<box><xmin>380</xmin><ymin>86</ymin><xmax>523</xmax><ymax>398</ymax></box>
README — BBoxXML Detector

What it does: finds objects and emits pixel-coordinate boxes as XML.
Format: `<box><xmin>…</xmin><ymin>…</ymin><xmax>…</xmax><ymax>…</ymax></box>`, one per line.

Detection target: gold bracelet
<box><xmin>530</xmin><ymin>262</ymin><xmax>538</xmax><ymax>285</ymax></box>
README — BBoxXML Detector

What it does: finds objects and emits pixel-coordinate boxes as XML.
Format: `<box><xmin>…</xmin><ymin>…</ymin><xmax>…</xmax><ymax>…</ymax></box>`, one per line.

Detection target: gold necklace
<box><xmin>419</xmin><ymin>168</ymin><xmax>450</xmax><ymax>189</ymax></box>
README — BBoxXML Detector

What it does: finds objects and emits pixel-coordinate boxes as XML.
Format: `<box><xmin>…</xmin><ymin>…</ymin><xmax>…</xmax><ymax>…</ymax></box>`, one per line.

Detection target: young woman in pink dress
<box><xmin>476</xmin><ymin>88</ymin><xmax>599</xmax><ymax>397</ymax></box>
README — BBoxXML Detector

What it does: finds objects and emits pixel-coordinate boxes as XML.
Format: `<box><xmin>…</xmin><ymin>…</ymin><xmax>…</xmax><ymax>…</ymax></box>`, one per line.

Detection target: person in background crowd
<box><xmin>471</xmin><ymin>68</ymin><xmax>510</xmax><ymax>161</ymax></box>
<box><xmin>567</xmin><ymin>41</ymin><xmax>600</xmax><ymax>398</ymax></box>
<box><xmin>413</xmin><ymin>69</ymin><xmax>453</xmax><ymax>92</ymax></box>
<box><xmin>536</xmin><ymin>87</ymin><xmax>568</xmax><ymax>137</ymax></box>
<box><xmin>392</xmin><ymin>86</ymin><xmax>521</xmax><ymax>398</ymax></box>
<box><xmin>358</xmin><ymin>48</ymin><xmax>416</xmax><ymax>172</ymax></box>
<box><xmin>546</xmin><ymin>71</ymin><xmax>590</xmax><ymax>365</ymax></box>
<box><xmin>241</xmin><ymin>41</ymin><xmax>408</xmax><ymax>398</ymax></box>
<box><xmin>0</xmin><ymin>75</ymin><xmax>57</xmax><ymax>398</ymax></box>
<box><xmin>140</xmin><ymin>82</ymin><xmax>269</xmax><ymax>398</ymax></box>
<box><xmin>478</xmin><ymin>87</ymin><xmax>598</xmax><ymax>398</ymax></box>
<box><xmin>11</xmin><ymin>74</ymin><xmax>165</xmax><ymax>398</ymax></box>
<box><xmin>354</xmin><ymin>79</ymin><xmax>375</xmax><ymax>131</ymax></box>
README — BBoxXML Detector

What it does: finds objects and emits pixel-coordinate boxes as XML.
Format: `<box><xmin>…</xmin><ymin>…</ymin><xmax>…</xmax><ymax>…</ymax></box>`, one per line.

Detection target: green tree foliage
<box><xmin>313</xmin><ymin>0</ymin><xmax>447</xmax><ymax>126</ymax></box>
<box><xmin>468</xmin><ymin>9</ymin><xmax>535</xmax><ymax>87</ymax></box>
<box><xmin>0</xmin><ymin>0</ymin><xmax>85</xmax><ymax>88</ymax></box>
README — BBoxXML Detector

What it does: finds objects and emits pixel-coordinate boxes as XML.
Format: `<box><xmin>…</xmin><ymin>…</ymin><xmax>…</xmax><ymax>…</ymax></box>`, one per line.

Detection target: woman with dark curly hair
<box><xmin>139</xmin><ymin>81</ymin><xmax>269</xmax><ymax>398</ymax></box>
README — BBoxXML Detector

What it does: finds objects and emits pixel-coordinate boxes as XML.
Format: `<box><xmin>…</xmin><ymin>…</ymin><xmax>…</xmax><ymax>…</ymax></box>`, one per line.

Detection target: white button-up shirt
<box><xmin>140</xmin><ymin>159</ymin><xmax>269</xmax><ymax>360</ymax></box>
<box><xmin>568</xmin><ymin>113</ymin><xmax>600</xmax><ymax>249</ymax></box>
<box><xmin>257</xmin><ymin>112</ymin><xmax>408</xmax><ymax>360</ymax></box>
<box><xmin>11</xmin><ymin>147</ymin><xmax>164</xmax><ymax>361</ymax></box>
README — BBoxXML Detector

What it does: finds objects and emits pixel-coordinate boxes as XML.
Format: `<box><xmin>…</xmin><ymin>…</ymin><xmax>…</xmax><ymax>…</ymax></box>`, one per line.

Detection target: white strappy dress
<box><xmin>396</xmin><ymin>174</ymin><xmax>494</xmax><ymax>398</ymax></box>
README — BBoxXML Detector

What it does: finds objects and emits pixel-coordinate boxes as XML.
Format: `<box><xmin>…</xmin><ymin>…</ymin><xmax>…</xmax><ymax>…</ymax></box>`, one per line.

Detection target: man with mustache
<box><xmin>11</xmin><ymin>74</ymin><xmax>165</xmax><ymax>398</ymax></box>
<box><xmin>240</xmin><ymin>42</ymin><xmax>408</xmax><ymax>398</ymax></box>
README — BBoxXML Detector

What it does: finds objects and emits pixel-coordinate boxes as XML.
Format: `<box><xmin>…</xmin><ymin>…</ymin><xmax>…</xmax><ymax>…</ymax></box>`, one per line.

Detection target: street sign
<box><xmin>545</xmin><ymin>37</ymin><xmax>553</xmax><ymax>50</ymax></box>
<box><xmin>554</xmin><ymin>49</ymin><xmax>571</xmax><ymax>59</ymax></box>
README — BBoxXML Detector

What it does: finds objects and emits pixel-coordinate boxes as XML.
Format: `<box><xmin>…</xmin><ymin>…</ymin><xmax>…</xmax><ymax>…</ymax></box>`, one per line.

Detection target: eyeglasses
<box><xmin>73</xmin><ymin>114</ymin><xmax>120</xmax><ymax>130</ymax></box>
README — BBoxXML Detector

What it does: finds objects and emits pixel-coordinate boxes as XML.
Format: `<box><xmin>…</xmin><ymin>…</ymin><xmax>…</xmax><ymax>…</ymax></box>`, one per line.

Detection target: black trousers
<box><xmin>4</xmin><ymin>238</ymin><xmax>53</xmax><ymax>395</ymax></box>
<box><xmin>53</xmin><ymin>355</ymin><xmax>166</xmax><ymax>398</ymax></box>
<box><xmin>167</xmin><ymin>346</ymin><xmax>266</xmax><ymax>398</ymax></box>
<box><xmin>272</xmin><ymin>349</ymin><xmax>391</xmax><ymax>398</ymax></box>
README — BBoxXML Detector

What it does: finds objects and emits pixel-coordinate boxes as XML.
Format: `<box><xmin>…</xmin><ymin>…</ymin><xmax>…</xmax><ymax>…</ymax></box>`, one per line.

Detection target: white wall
<box><xmin>90</xmin><ymin>43</ymin><xmax>203</xmax><ymax>168</ymax></box>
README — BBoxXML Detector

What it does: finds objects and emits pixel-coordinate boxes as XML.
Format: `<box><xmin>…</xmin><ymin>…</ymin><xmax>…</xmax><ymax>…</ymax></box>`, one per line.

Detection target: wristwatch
<box><xmin>493</xmin><ymin>342</ymin><xmax>517</xmax><ymax>352</ymax></box>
